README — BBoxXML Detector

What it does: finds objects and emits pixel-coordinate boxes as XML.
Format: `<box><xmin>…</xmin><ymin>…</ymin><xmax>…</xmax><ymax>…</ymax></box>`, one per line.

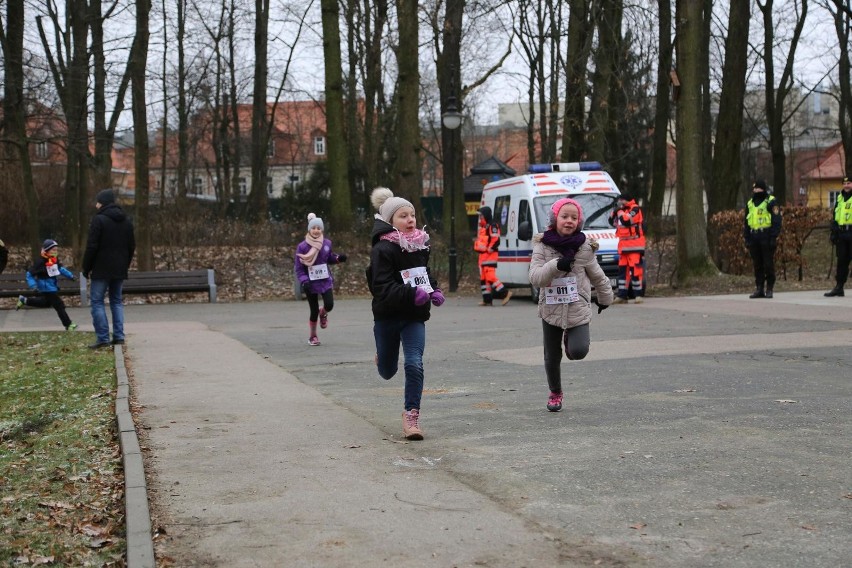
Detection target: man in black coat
<box><xmin>82</xmin><ymin>189</ymin><xmax>136</xmax><ymax>349</ymax></box>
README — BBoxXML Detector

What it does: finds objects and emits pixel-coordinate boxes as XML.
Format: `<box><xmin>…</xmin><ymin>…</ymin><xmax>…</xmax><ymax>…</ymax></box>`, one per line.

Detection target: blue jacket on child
<box><xmin>26</xmin><ymin>257</ymin><xmax>76</xmax><ymax>293</ymax></box>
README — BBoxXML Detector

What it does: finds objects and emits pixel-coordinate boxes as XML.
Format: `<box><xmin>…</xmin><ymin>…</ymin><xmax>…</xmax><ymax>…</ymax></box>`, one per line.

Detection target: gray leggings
<box><xmin>542</xmin><ymin>320</ymin><xmax>590</xmax><ymax>393</ymax></box>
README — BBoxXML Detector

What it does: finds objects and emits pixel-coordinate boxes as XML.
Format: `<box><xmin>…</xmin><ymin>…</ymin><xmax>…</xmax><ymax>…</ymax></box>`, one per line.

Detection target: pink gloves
<box><xmin>430</xmin><ymin>290</ymin><xmax>445</xmax><ymax>306</ymax></box>
<box><xmin>414</xmin><ymin>286</ymin><xmax>430</xmax><ymax>306</ymax></box>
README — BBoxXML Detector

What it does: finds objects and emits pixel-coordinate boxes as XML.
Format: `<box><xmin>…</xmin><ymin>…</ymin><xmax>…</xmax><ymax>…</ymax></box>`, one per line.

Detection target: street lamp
<box><xmin>442</xmin><ymin>92</ymin><xmax>463</xmax><ymax>292</ymax></box>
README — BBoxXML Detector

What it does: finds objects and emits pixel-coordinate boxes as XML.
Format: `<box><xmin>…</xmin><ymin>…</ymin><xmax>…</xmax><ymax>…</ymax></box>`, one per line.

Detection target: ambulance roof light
<box><xmin>528</xmin><ymin>161</ymin><xmax>602</xmax><ymax>173</ymax></box>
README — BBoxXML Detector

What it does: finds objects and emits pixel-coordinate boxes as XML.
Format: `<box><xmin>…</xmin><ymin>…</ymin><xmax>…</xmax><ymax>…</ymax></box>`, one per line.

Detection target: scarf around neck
<box><xmin>541</xmin><ymin>229</ymin><xmax>586</xmax><ymax>259</ymax></box>
<box><xmin>297</xmin><ymin>233</ymin><xmax>324</xmax><ymax>266</ymax></box>
<box><xmin>380</xmin><ymin>227</ymin><xmax>430</xmax><ymax>252</ymax></box>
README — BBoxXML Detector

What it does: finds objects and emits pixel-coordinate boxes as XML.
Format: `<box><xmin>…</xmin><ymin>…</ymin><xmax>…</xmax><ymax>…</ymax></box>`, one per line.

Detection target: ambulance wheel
<box><xmin>530</xmin><ymin>285</ymin><xmax>540</xmax><ymax>303</ymax></box>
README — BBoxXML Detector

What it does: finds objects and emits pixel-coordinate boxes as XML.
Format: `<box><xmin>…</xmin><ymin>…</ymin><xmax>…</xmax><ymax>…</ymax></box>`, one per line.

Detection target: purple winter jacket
<box><xmin>294</xmin><ymin>238</ymin><xmax>342</xmax><ymax>294</ymax></box>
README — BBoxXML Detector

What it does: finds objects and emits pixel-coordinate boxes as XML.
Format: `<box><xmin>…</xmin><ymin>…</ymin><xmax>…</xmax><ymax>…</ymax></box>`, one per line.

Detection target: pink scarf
<box><xmin>380</xmin><ymin>227</ymin><xmax>430</xmax><ymax>252</ymax></box>
<box><xmin>297</xmin><ymin>234</ymin><xmax>323</xmax><ymax>266</ymax></box>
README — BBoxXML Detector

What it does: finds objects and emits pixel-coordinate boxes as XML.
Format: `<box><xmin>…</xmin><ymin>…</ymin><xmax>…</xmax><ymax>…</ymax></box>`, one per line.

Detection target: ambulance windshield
<box><xmin>534</xmin><ymin>194</ymin><xmax>619</xmax><ymax>232</ymax></box>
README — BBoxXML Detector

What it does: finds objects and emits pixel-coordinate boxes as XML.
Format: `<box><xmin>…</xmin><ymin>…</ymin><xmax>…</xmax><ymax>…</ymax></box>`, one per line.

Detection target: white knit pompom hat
<box><xmin>307</xmin><ymin>212</ymin><xmax>324</xmax><ymax>231</ymax></box>
<box><xmin>370</xmin><ymin>187</ymin><xmax>414</xmax><ymax>224</ymax></box>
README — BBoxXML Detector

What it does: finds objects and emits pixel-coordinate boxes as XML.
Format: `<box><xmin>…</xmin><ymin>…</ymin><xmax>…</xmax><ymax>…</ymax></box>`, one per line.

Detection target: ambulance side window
<box><xmin>494</xmin><ymin>195</ymin><xmax>511</xmax><ymax>236</ymax></box>
<box><xmin>518</xmin><ymin>200</ymin><xmax>532</xmax><ymax>240</ymax></box>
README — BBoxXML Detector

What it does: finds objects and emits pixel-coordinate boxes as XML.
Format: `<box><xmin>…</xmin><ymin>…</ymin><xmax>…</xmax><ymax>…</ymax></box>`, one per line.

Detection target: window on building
<box><xmin>267</xmin><ymin>140</ymin><xmax>275</xmax><ymax>158</ymax></box>
<box><xmin>829</xmin><ymin>191</ymin><xmax>841</xmax><ymax>209</ymax></box>
<box><xmin>239</xmin><ymin>177</ymin><xmax>247</xmax><ymax>196</ymax></box>
<box><xmin>193</xmin><ymin>177</ymin><xmax>203</xmax><ymax>194</ymax></box>
<box><xmin>267</xmin><ymin>179</ymin><xmax>274</xmax><ymax>195</ymax></box>
<box><xmin>35</xmin><ymin>141</ymin><xmax>49</xmax><ymax>159</ymax></box>
<box><xmin>314</xmin><ymin>136</ymin><xmax>326</xmax><ymax>155</ymax></box>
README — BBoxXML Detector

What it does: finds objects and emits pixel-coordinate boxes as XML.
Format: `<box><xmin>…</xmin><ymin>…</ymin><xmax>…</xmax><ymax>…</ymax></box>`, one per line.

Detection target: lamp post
<box><xmin>442</xmin><ymin>92</ymin><xmax>463</xmax><ymax>292</ymax></box>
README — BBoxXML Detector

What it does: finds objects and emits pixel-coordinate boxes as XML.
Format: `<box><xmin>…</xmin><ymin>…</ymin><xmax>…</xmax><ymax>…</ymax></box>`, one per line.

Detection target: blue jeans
<box><xmin>90</xmin><ymin>278</ymin><xmax>125</xmax><ymax>343</ymax></box>
<box><xmin>374</xmin><ymin>319</ymin><xmax>426</xmax><ymax>411</ymax></box>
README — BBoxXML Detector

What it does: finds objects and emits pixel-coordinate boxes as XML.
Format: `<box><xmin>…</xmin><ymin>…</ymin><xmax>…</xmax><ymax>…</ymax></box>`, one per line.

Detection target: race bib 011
<box><xmin>544</xmin><ymin>276</ymin><xmax>579</xmax><ymax>304</ymax></box>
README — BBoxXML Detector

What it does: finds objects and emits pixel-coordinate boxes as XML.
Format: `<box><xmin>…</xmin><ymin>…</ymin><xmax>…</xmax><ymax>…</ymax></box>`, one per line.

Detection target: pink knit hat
<box><xmin>549</xmin><ymin>197</ymin><xmax>584</xmax><ymax>229</ymax></box>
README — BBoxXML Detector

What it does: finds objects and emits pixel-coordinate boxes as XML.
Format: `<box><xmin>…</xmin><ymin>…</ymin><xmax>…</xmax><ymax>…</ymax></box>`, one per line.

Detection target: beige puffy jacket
<box><xmin>528</xmin><ymin>234</ymin><xmax>614</xmax><ymax>329</ymax></box>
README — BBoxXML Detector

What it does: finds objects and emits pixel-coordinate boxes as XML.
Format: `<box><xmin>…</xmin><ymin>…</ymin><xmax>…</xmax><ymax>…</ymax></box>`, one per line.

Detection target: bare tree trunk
<box><xmin>648</xmin><ymin>0</ymin><xmax>672</xmax><ymax>223</ymax></box>
<box><xmin>438</xmin><ymin>0</ymin><xmax>465</xmax><ymax>240</ymax></box>
<box><xmin>248</xmin><ymin>0</ymin><xmax>270</xmax><ymax>221</ymax></box>
<box><xmin>36</xmin><ymin>0</ymin><xmax>91</xmax><ymax>263</ymax></box>
<box><xmin>1</xmin><ymin>0</ymin><xmax>41</xmax><ymax>254</ymax></box>
<box><xmin>177</xmin><ymin>0</ymin><xmax>189</xmax><ymax>203</ymax></box>
<box><xmin>587</xmin><ymin>0</ymin><xmax>621</xmax><ymax>161</ymax></box>
<box><xmin>132</xmin><ymin>0</ymin><xmax>152</xmax><ymax>269</ymax></box>
<box><xmin>830</xmin><ymin>0</ymin><xmax>852</xmax><ymax>175</ymax></box>
<box><xmin>709</xmin><ymin>0</ymin><xmax>750</xmax><ymax>216</ymax></box>
<box><xmin>321</xmin><ymin>0</ymin><xmax>352</xmax><ymax>228</ymax></box>
<box><xmin>561</xmin><ymin>0</ymin><xmax>592</xmax><ymax>161</ymax></box>
<box><xmin>91</xmin><ymin>0</ymin><xmax>133</xmax><ymax>199</ymax></box>
<box><xmin>758</xmin><ymin>0</ymin><xmax>808</xmax><ymax>205</ymax></box>
<box><xmin>675</xmin><ymin>0</ymin><xmax>715</xmax><ymax>283</ymax></box>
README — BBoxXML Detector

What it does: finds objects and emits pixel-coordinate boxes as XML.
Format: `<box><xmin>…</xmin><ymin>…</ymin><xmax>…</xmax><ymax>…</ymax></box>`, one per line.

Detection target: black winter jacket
<box><xmin>367</xmin><ymin>218</ymin><xmax>438</xmax><ymax>322</ymax></box>
<box><xmin>82</xmin><ymin>203</ymin><xmax>136</xmax><ymax>279</ymax></box>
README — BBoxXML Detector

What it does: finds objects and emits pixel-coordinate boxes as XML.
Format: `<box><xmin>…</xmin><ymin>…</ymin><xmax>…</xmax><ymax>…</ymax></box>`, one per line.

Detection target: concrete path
<box><xmin>2</xmin><ymin>291</ymin><xmax>850</xmax><ymax>567</ymax></box>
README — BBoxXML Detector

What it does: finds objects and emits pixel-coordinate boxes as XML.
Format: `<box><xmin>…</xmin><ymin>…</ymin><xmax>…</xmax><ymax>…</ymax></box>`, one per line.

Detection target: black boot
<box><xmin>824</xmin><ymin>286</ymin><xmax>845</xmax><ymax>297</ymax></box>
<box><xmin>764</xmin><ymin>289</ymin><xmax>774</xmax><ymax>299</ymax></box>
<box><xmin>749</xmin><ymin>288</ymin><xmax>765</xmax><ymax>299</ymax></box>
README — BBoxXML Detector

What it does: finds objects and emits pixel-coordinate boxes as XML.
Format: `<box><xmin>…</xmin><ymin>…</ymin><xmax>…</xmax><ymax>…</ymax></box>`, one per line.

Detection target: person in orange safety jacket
<box><xmin>608</xmin><ymin>194</ymin><xmax>646</xmax><ymax>304</ymax></box>
<box><xmin>474</xmin><ymin>206</ymin><xmax>511</xmax><ymax>306</ymax></box>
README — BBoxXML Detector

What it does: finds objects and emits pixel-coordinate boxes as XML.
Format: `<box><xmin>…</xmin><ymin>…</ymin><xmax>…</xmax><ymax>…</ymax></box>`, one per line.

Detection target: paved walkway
<box><xmin>2</xmin><ymin>291</ymin><xmax>851</xmax><ymax>567</ymax></box>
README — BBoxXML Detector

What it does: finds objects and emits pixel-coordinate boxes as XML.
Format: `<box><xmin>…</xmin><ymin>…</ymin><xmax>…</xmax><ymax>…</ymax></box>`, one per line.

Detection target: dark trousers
<box><xmin>542</xmin><ymin>320</ymin><xmax>590</xmax><ymax>393</ymax></box>
<box><xmin>27</xmin><ymin>292</ymin><xmax>72</xmax><ymax>328</ymax></box>
<box><xmin>306</xmin><ymin>289</ymin><xmax>334</xmax><ymax>321</ymax></box>
<box><xmin>834</xmin><ymin>233</ymin><xmax>852</xmax><ymax>288</ymax></box>
<box><xmin>748</xmin><ymin>237</ymin><xmax>776</xmax><ymax>291</ymax></box>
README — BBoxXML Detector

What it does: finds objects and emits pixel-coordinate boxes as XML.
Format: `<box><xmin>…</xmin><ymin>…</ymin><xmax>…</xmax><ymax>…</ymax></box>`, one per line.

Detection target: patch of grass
<box><xmin>0</xmin><ymin>332</ymin><xmax>125</xmax><ymax>566</ymax></box>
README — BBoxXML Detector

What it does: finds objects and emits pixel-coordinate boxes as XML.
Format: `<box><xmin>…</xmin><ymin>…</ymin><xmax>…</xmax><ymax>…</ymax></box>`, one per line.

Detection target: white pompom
<box><xmin>307</xmin><ymin>213</ymin><xmax>316</xmax><ymax>221</ymax></box>
<box><xmin>370</xmin><ymin>187</ymin><xmax>393</xmax><ymax>211</ymax></box>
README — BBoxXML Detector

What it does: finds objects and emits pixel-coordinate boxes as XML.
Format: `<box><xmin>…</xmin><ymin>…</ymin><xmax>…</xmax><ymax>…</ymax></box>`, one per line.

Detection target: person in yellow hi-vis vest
<box><xmin>825</xmin><ymin>176</ymin><xmax>852</xmax><ymax>297</ymax></box>
<box><xmin>743</xmin><ymin>179</ymin><xmax>782</xmax><ymax>299</ymax></box>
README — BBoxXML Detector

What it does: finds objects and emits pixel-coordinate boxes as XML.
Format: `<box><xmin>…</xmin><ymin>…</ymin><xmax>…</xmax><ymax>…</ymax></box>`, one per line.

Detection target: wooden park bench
<box><xmin>1</xmin><ymin>269</ymin><xmax>216</xmax><ymax>305</ymax></box>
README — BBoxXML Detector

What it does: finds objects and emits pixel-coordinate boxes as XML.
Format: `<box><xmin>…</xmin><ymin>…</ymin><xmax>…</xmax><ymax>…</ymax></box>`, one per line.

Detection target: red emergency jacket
<box><xmin>609</xmin><ymin>199</ymin><xmax>646</xmax><ymax>254</ymax></box>
<box><xmin>474</xmin><ymin>219</ymin><xmax>500</xmax><ymax>267</ymax></box>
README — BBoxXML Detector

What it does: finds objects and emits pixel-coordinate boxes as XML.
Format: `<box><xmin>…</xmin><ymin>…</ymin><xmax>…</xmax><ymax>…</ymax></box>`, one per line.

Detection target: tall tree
<box><xmin>674</xmin><ymin>0</ymin><xmax>716</xmax><ymax>283</ymax></box>
<box><xmin>90</xmin><ymin>0</ymin><xmax>133</xmax><ymax>196</ymax></box>
<box><xmin>437</xmin><ymin>0</ymin><xmax>465</xmax><ymax>240</ymax></box>
<box><xmin>36</xmin><ymin>0</ymin><xmax>92</xmax><ymax>261</ymax></box>
<box><xmin>392</xmin><ymin>0</ymin><xmax>422</xmax><ymax>204</ymax></box>
<box><xmin>561</xmin><ymin>0</ymin><xmax>593</xmax><ymax>161</ymax></box>
<box><xmin>248</xmin><ymin>0</ymin><xmax>270</xmax><ymax>221</ymax></box>
<box><xmin>0</xmin><ymin>0</ymin><xmax>41</xmax><ymax>254</ymax></box>
<box><xmin>648</xmin><ymin>0</ymin><xmax>672</xmax><ymax>223</ymax></box>
<box><xmin>829</xmin><ymin>0</ymin><xmax>852</xmax><ymax>176</ymax></box>
<box><xmin>708</xmin><ymin>0</ymin><xmax>751</xmax><ymax>216</ymax></box>
<box><xmin>321</xmin><ymin>0</ymin><xmax>352</xmax><ymax>227</ymax></box>
<box><xmin>757</xmin><ymin>0</ymin><xmax>809</xmax><ymax>205</ymax></box>
<box><xmin>131</xmin><ymin>0</ymin><xmax>152</xmax><ymax>269</ymax></box>
<box><xmin>587</xmin><ymin>0</ymin><xmax>622</xmax><ymax>162</ymax></box>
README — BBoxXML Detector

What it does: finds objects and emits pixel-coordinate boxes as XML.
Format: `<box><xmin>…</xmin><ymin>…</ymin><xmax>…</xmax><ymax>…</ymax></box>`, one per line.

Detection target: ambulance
<box><xmin>479</xmin><ymin>162</ymin><xmax>621</xmax><ymax>301</ymax></box>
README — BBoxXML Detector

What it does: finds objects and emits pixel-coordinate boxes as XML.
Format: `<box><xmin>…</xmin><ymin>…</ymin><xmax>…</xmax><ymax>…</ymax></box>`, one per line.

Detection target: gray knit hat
<box><xmin>307</xmin><ymin>213</ymin><xmax>324</xmax><ymax>231</ymax></box>
<box><xmin>370</xmin><ymin>187</ymin><xmax>414</xmax><ymax>224</ymax></box>
<box><xmin>96</xmin><ymin>188</ymin><xmax>116</xmax><ymax>205</ymax></box>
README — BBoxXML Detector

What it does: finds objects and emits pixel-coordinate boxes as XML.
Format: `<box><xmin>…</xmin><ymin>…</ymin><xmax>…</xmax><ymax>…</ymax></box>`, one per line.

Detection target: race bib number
<box><xmin>545</xmin><ymin>277</ymin><xmax>579</xmax><ymax>304</ymax></box>
<box><xmin>46</xmin><ymin>264</ymin><xmax>60</xmax><ymax>277</ymax></box>
<box><xmin>308</xmin><ymin>263</ymin><xmax>329</xmax><ymax>280</ymax></box>
<box><xmin>400</xmin><ymin>266</ymin><xmax>434</xmax><ymax>293</ymax></box>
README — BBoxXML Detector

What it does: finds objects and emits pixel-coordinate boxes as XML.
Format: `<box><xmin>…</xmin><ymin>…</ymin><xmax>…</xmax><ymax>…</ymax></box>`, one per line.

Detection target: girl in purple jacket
<box><xmin>294</xmin><ymin>213</ymin><xmax>347</xmax><ymax>345</ymax></box>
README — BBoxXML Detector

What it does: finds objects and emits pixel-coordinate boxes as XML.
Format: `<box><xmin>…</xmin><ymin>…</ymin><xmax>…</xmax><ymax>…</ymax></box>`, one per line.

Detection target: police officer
<box><xmin>744</xmin><ymin>179</ymin><xmax>782</xmax><ymax>299</ymax></box>
<box><xmin>825</xmin><ymin>176</ymin><xmax>852</xmax><ymax>297</ymax></box>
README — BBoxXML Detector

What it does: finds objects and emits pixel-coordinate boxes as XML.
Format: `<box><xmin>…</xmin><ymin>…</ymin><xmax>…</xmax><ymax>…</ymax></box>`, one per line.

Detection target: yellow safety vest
<box><xmin>836</xmin><ymin>193</ymin><xmax>852</xmax><ymax>226</ymax></box>
<box><xmin>747</xmin><ymin>196</ymin><xmax>775</xmax><ymax>230</ymax></box>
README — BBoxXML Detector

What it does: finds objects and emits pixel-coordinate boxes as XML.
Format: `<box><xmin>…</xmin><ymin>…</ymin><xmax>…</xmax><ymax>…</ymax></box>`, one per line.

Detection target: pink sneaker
<box><xmin>308</xmin><ymin>336</ymin><xmax>321</xmax><ymax>346</ymax></box>
<box><xmin>402</xmin><ymin>409</ymin><xmax>423</xmax><ymax>440</ymax></box>
<box><xmin>319</xmin><ymin>307</ymin><xmax>328</xmax><ymax>329</ymax></box>
<box><xmin>547</xmin><ymin>391</ymin><xmax>563</xmax><ymax>412</ymax></box>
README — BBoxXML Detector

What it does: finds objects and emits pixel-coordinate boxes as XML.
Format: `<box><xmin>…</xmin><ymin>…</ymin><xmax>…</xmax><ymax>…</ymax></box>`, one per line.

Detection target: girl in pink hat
<box><xmin>528</xmin><ymin>198</ymin><xmax>614</xmax><ymax>412</ymax></box>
